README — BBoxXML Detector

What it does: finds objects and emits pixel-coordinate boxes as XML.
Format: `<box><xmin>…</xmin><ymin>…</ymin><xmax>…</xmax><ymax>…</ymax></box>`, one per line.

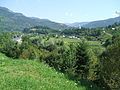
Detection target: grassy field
<box><xmin>50</xmin><ymin>37</ymin><xmax>105</xmax><ymax>50</ymax></box>
<box><xmin>0</xmin><ymin>53</ymin><xmax>102</xmax><ymax>90</ymax></box>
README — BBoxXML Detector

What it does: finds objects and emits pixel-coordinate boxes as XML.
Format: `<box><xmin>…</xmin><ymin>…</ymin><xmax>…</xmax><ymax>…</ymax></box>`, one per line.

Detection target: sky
<box><xmin>0</xmin><ymin>0</ymin><xmax>120</xmax><ymax>23</ymax></box>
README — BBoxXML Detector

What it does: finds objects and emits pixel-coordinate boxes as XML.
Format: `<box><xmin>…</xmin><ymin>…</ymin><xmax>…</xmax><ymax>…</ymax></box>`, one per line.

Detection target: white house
<box><xmin>112</xmin><ymin>28</ymin><xmax>115</xmax><ymax>30</ymax></box>
<box><xmin>13</xmin><ymin>35</ymin><xmax>22</xmax><ymax>44</ymax></box>
<box><xmin>62</xmin><ymin>35</ymin><xmax>65</xmax><ymax>38</ymax></box>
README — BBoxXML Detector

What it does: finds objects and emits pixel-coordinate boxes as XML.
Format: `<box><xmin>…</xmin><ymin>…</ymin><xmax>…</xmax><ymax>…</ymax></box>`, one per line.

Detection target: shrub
<box><xmin>101</xmin><ymin>39</ymin><xmax>120</xmax><ymax>89</ymax></box>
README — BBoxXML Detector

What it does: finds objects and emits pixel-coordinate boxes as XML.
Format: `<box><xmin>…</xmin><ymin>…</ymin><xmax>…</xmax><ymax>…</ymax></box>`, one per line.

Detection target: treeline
<box><xmin>23</xmin><ymin>23</ymin><xmax>120</xmax><ymax>43</ymax></box>
<box><xmin>23</xmin><ymin>26</ymin><xmax>60</xmax><ymax>35</ymax></box>
<box><xmin>61</xmin><ymin>23</ymin><xmax>120</xmax><ymax>45</ymax></box>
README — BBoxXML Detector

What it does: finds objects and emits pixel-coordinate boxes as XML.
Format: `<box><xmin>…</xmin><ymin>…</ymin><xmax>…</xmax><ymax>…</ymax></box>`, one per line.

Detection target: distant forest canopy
<box><xmin>0</xmin><ymin>6</ymin><xmax>69</xmax><ymax>32</ymax></box>
<box><xmin>23</xmin><ymin>22</ymin><xmax>120</xmax><ymax>42</ymax></box>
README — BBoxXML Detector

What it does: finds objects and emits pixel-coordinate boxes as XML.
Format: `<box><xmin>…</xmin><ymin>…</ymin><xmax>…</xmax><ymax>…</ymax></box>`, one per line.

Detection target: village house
<box><xmin>13</xmin><ymin>35</ymin><xmax>23</xmax><ymax>44</ymax></box>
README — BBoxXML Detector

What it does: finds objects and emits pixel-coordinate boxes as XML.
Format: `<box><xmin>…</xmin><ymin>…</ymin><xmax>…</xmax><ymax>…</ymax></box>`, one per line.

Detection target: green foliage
<box><xmin>75</xmin><ymin>41</ymin><xmax>89</xmax><ymax>79</ymax></box>
<box><xmin>0</xmin><ymin>32</ymin><xmax>104</xmax><ymax>89</ymax></box>
<box><xmin>0</xmin><ymin>7</ymin><xmax>69</xmax><ymax>31</ymax></box>
<box><xmin>75</xmin><ymin>41</ymin><xmax>100</xmax><ymax>81</ymax></box>
<box><xmin>101</xmin><ymin>36</ymin><xmax>120</xmax><ymax>89</ymax></box>
<box><xmin>61</xmin><ymin>27</ymin><xmax>102</xmax><ymax>38</ymax></box>
<box><xmin>87</xmin><ymin>49</ymin><xmax>99</xmax><ymax>81</ymax></box>
<box><xmin>1</xmin><ymin>6</ymin><xmax>120</xmax><ymax>90</ymax></box>
<box><xmin>0</xmin><ymin>53</ymin><xmax>86</xmax><ymax>90</ymax></box>
<box><xmin>23</xmin><ymin>26</ymin><xmax>60</xmax><ymax>35</ymax></box>
<box><xmin>103</xmin><ymin>34</ymin><xmax>120</xmax><ymax>47</ymax></box>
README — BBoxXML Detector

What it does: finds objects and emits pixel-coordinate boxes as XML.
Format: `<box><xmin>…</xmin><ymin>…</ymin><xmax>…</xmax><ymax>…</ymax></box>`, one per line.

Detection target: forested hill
<box><xmin>83</xmin><ymin>16</ymin><xmax>120</xmax><ymax>28</ymax></box>
<box><xmin>67</xmin><ymin>17</ymin><xmax>120</xmax><ymax>28</ymax></box>
<box><xmin>0</xmin><ymin>6</ymin><xmax>69</xmax><ymax>31</ymax></box>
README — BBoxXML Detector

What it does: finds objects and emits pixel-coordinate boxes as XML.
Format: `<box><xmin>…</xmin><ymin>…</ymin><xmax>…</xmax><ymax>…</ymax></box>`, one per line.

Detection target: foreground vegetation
<box><xmin>0</xmin><ymin>53</ymin><xmax>102</xmax><ymax>90</ymax></box>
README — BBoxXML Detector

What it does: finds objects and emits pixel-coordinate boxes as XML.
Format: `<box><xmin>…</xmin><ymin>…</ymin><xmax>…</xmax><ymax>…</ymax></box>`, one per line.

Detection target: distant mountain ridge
<box><xmin>0</xmin><ymin>6</ymin><xmax>69</xmax><ymax>31</ymax></box>
<box><xmin>66</xmin><ymin>22</ymin><xmax>89</xmax><ymax>27</ymax></box>
<box><xmin>83</xmin><ymin>17</ymin><xmax>120</xmax><ymax>28</ymax></box>
<box><xmin>67</xmin><ymin>17</ymin><xmax>120</xmax><ymax>28</ymax></box>
<box><xmin>1</xmin><ymin>6</ymin><xmax>120</xmax><ymax>31</ymax></box>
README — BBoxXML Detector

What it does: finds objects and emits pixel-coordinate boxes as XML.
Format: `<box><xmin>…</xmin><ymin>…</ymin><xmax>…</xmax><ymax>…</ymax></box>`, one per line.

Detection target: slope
<box><xmin>0</xmin><ymin>53</ymin><xmax>86</xmax><ymax>90</ymax></box>
<box><xmin>83</xmin><ymin>17</ymin><xmax>120</xmax><ymax>28</ymax></box>
<box><xmin>66</xmin><ymin>22</ymin><xmax>89</xmax><ymax>27</ymax></box>
<box><xmin>0</xmin><ymin>6</ymin><xmax>69</xmax><ymax>32</ymax></box>
<box><xmin>67</xmin><ymin>17</ymin><xmax>120</xmax><ymax>28</ymax></box>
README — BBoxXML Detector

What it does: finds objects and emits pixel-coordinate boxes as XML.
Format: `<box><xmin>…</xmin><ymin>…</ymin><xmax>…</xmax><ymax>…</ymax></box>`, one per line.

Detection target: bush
<box><xmin>75</xmin><ymin>41</ymin><xmax>89</xmax><ymax>79</ymax></box>
<box><xmin>101</xmin><ymin>40</ymin><xmax>120</xmax><ymax>89</ymax></box>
